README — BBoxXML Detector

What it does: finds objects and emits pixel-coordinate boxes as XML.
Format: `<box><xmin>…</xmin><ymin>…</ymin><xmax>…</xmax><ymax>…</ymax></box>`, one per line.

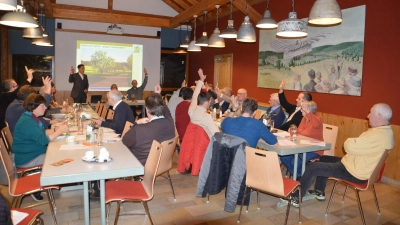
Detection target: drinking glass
<box><xmin>290</xmin><ymin>124</ymin><xmax>297</xmax><ymax>141</ymax></box>
<box><xmin>270</xmin><ymin>119</ymin><xmax>274</xmax><ymax>131</ymax></box>
<box><xmin>131</xmin><ymin>94</ymin><xmax>135</xmax><ymax>102</ymax></box>
<box><xmin>96</xmin><ymin>128</ymin><xmax>103</xmax><ymax>146</ymax></box>
<box><xmin>77</xmin><ymin>119</ymin><xmax>83</xmax><ymax>135</ymax></box>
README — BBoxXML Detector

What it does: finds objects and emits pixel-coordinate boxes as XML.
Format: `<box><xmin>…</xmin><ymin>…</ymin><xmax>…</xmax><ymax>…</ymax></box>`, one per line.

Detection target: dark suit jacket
<box><xmin>213</xmin><ymin>101</ymin><xmax>230</xmax><ymax>114</ymax></box>
<box><xmin>101</xmin><ymin>101</ymin><xmax>134</xmax><ymax>135</ymax></box>
<box><xmin>277</xmin><ymin>91</ymin><xmax>303</xmax><ymax>131</ymax></box>
<box><xmin>69</xmin><ymin>73</ymin><xmax>89</xmax><ymax>98</ymax></box>
<box><xmin>122</xmin><ymin>105</ymin><xmax>175</xmax><ymax>166</ymax></box>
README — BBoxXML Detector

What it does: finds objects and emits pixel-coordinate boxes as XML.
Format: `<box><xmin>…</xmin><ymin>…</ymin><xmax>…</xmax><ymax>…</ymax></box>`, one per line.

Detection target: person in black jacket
<box><xmin>69</xmin><ymin>64</ymin><xmax>89</xmax><ymax>103</ymax></box>
<box><xmin>276</xmin><ymin>80</ymin><xmax>312</xmax><ymax>131</ymax></box>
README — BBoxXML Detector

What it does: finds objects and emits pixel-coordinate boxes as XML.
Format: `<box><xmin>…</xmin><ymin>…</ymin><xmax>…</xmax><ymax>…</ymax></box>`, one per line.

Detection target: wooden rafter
<box><xmin>162</xmin><ymin>0</ymin><xmax>185</xmax><ymax>12</ymax></box>
<box><xmin>108</xmin><ymin>0</ymin><xmax>113</xmax><ymax>10</ymax></box>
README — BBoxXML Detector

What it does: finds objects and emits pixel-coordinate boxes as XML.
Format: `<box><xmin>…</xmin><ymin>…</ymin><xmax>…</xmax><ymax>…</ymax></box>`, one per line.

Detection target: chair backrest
<box><xmin>121</xmin><ymin>121</ymin><xmax>134</xmax><ymax>138</ymax></box>
<box><xmin>366</xmin><ymin>149</ymin><xmax>390</xmax><ymax>189</ymax></box>
<box><xmin>95</xmin><ymin>101</ymin><xmax>101</xmax><ymax>114</ymax></box>
<box><xmin>245</xmin><ymin>146</ymin><xmax>284</xmax><ymax>196</ymax></box>
<box><xmin>106</xmin><ymin>110</ymin><xmax>114</xmax><ymax>120</ymax></box>
<box><xmin>0</xmin><ymin>137</ymin><xmax>17</xmax><ymax>196</ymax></box>
<box><xmin>142</xmin><ymin>140</ymin><xmax>163</xmax><ymax>200</ymax></box>
<box><xmin>100</xmin><ymin>105</ymin><xmax>108</xmax><ymax>119</ymax></box>
<box><xmin>157</xmin><ymin>136</ymin><xmax>179</xmax><ymax>176</ymax></box>
<box><xmin>1</xmin><ymin>127</ymin><xmax>13</xmax><ymax>153</ymax></box>
<box><xmin>322</xmin><ymin>123</ymin><xmax>338</xmax><ymax>156</ymax></box>
<box><xmin>254</xmin><ymin>109</ymin><xmax>266</xmax><ymax>120</ymax></box>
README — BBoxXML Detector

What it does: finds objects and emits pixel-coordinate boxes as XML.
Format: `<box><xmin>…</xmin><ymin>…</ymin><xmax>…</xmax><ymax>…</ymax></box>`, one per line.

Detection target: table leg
<box><xmin>293</xmin><ymin>153</ymin><xmax>298</xmax><ymax>181</ymax></box>
<box><xmin>142</xmin><ymin>107</ymin><xmax>145</xmax><ymax>118</ymax></box>
<box><xmin>83</xmin><ymin>181</ymin><xmax>90</xmax><ymax>225</ymax></box>
<box><xmin>302</xmin><ymin>152</ymin><xmax>307</xmax><ymax>175</ymax></box>
<box><xmin>100</xmin><ymin>179</ymin><xmax>106</xmax><ymax>225</ymax></box>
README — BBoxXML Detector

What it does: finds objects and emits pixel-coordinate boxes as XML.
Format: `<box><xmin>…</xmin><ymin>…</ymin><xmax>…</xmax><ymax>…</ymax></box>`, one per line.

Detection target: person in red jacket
<box><xmin>280</xmin><ymin>101</ymin><xmax>323</xmax><ymax>180</ymax></box>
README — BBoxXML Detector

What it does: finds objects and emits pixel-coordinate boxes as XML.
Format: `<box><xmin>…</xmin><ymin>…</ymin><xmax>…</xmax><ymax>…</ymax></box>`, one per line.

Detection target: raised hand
<box><xmin>154</xmin><ymin>84</ymin><xmax>161</xmax><ymax>94</ymax></box>
<box><xmin>198</xmin><ymin>68</ymin><xmax>206</xmax><ymax>81</ymax></box>
<box><xmin>181</xmin><ymin>80</ymin><xmax>187</xmax><ymax>88</ymax></box>
<box><xmin>70</xmin><ymin>66</ymin><xmax>75</xmax><ymax>74</ymax></box>
<box><xmin>42</xmin><ymin>76</ymin><xmax>52</xmax><ymax>94</ymax></box>
<box><xmin>278</xmin><ymin>79</ymin><xmax>286</xmax><ymax>93</ymax></box>
<box><xmin>214</xmin><ymin>86</ymin><xmax>221</xmax><ymax>96</ymax></box>
<box><xmin>144</xmin><ymin>68</ymin><xmax>148</xmax><ymax>75</ymax></box>
<box><xmin>25</xmin><ymin>66</ymin><xmax>34</xmax><ymax>82</ymax></box>
<box><xmin>231</xmin><ymin>95</ymin><xmax>239</xmax><ymax>109</ymax></box>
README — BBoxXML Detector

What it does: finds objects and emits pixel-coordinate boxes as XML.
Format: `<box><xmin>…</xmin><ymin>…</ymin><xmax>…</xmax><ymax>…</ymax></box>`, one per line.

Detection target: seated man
<box><xmin>122</xmin><ymin>85</ymin><xmax>175</xmax><ymax>166</ymax></box>
<box><xmin>188</xmin><ymin>69</ymin><xmax>219</xmax><ymax>139</ymax></box>
<box><xmin>209</xmin><ymin>87</ymin><xmax>231</xmax><ymax>114</ymax></box>
<box><xmin>260</xmin><ymin>93</ymin><xmax>286</xmax><ymax>128</ymax></box>
<box><xmin>95</xmin><ymin>90</ymin><xmax>135</xmax><ymax>135</ymax></box>
<box><xmin>288</xmin><ymin>103</ymin><xmax>394</xmax><ymax>207</ymax></box>
<box><xmin>215</xmin><ymin>87</ymin><xmax>248</xmax><ymax>117</ymax></box>
<box><xmin>167</xmin><ymin>80</ymin><xmax>186</xmax><ymax>123</ymax></box>
<box><xmin>277</xmin><ymin>79</ymin><xmax>312</xmax><ymax>131</ymax></box>
<box><xmin>221</xmin><ymin>98</ymin><xmax>278</xmax><ymax>148</ymax></box>
<box><xmin>175</xmin><ymin>87</ymin><xmax>194</xmax><ymax>143</ymax></box>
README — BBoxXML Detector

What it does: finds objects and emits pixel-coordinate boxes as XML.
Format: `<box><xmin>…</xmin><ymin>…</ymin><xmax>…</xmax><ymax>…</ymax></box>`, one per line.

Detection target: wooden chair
<box><xmin>106</xmin><ymin>109</ymin><xmax>115</xmax><ymax>120</ymax></box>
<box><xmin>322</xmin><ymin>124</ymin><xmax>338</xmax><ymax>156</ymax></box>
<box><xmin>95</xmin><ymin>101</ymin><xmax>101</xmax><ymax>114</ymax></box>
<box><xmin>254</xmin><ymin>109</ymin><xmax>266</xmax><ymax>120</ymax></box>
<box><xmin>238</xmin><ymin>147</ymin><xmax>302</xmax><ymax>225</ymax></box>
<box><xmin>105</xmin><ymin>140</ymin><xmax>163</xmax><ymax>225</ymax></box>
<box><xmin>0</xmin><ymin>138</ymin><xmax>59</xmax><ymax>225</ymax></box>
<box><xmin>100</xmin><ymin>105</ymin><xmax>108</xmax><ymax>119</ymax></box>
<box><xmin>121</xmin><ymin>121</ymin><xmax>134</xmax><ymax>138</ymax></box>
<box><xmin>158</xmin><ymin>136</ymin><xmax>179</xmax><ymax>200</ymax></box>
<box><xmin>325</xmin><ymin>149</ymin><xmax>391</xmax><ymax>225</ymax></box>
<box><xmin>10</xmin><ymin>208</ymin><xmax>44</xmax><ymax>225</ymax></box>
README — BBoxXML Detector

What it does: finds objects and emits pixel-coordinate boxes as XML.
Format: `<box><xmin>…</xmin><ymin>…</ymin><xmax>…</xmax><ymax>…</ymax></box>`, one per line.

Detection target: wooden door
<box><xmin>214</xmin><ymin>54</ymin><xmax>233</xmax><ymax>89</ymax></box>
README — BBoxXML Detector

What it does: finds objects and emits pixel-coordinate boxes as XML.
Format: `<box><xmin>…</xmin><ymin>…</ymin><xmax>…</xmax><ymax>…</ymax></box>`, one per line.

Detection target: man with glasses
<box><xmin>259</xmin><ymin>93</ymin><xmax>286</xmax><ymax>128</ymax></box>
<box><xmin>215</xmin><ymin>87</ymin><xmax>248</xmax><ymax>117</ymax></box>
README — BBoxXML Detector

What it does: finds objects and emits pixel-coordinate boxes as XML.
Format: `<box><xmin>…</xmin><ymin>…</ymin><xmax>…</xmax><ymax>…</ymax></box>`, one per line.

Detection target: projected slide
<box><xmin>76</xmin><ymin>40</ymin><xmax>143</xmax><ymax>91</ymax></box>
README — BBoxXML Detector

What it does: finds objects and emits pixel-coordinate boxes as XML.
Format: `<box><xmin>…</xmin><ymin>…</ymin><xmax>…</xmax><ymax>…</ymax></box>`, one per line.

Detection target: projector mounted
<box><xmin>107</xmin><ymin>24</ymin><xmax>123</xmax><ymax>35</ymax></box>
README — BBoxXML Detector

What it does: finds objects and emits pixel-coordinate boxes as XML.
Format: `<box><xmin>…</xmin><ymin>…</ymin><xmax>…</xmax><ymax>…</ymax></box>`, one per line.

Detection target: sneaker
<box><xmin>31</xmin><ymin>192</ymin><xmax>43</xmax><ymax>202</ymax></box>
<box><xmin>307</xmin><ymin>189</ymin><xmax>326</xmax><ymax>201</ymax></box>
<box><xmin>290</xmin><ymin>196</ymin><xmax>300</xmax><ymax>208</ymax></box>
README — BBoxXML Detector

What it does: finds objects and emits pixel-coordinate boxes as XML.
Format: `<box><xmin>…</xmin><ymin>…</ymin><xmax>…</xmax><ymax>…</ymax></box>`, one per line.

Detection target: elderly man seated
<box><xmin>260</xmin><ymin>93</ymin><xmax>286</xmax><ymax>128</ymax></box>
<box><xmin>287</xmin><ymin>103</ymin><xmax>394</xmax><ymax>207</ymax></box>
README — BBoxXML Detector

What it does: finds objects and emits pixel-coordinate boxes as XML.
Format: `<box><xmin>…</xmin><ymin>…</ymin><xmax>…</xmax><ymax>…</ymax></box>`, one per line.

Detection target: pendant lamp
<box><xmin>195</xmin><ymin>10</ymin><xmax>209</xmax><ymax>46</ymax></box>
<box><xmin>180</xmin><ymin>20</ymin><xmax>190</xmax><ymax>48</ymax></box>
<box><xmin>208</xmin><ymin>5</ymin><xmax>225</xmax><ymax>48</ymax></box>
<box><xmin>0</xmin><ymin>0</ymin><xmax>17</xmax><ymax>11</ymax></box>
<box><xmin>187</xmin><ymin>15</ymin><xmax>201</xmax><ymax>52</ymax></box>
<box><xmin>308</xmin><ymin>0</ymin><xmax>342</xmax><ymax>25</ymax></box>
<box><xmin>237</xmin><ymin>0</ymin><xmax>256</xmax><ymax>42</ymax></box>
<box><xmin>256</xmin><ymin>0</ymin><xmax>277</xmax><ymax>29</ymax></box>
<box><xmin>0</xmin><ymin>4</ymin><xmax>38</xmax><ymax>28</ymax></box>
<box><xmin>23</xmin><ymin>1</ymin><xmax>43</xmax><ymax>38</ymax></box>
<box><xmin>276</xmin><ymin>0</ymin><xmax>307</xmax><ymax>38</ymax></box>
<box><xmin>220</xmin><ymin>0</ymin><xmax>237</xmax><ymax>38</ymax></box>
<box><xmin>173</xmin><ymin>23</ymin><xmax>187</xmax><ymax>54</ymax></box>
<box><xmin>32</xmin><ymin>35</ymin><xmax>52</xmax><ymax>46</ymax></box>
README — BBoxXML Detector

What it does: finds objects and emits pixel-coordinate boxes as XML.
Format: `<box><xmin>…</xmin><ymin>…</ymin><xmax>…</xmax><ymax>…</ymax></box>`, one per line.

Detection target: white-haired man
<box><xmin>260</xmin><ymin>93</ymin><xmax>286</xmax><ymax>128</ymax></box>
<box><xmin>95</xmin><ymin>90</ymin><xmax>135</xmax><ymax>134</ymax></box>
<box><xmin>287</xmin><ymin>103</ymin><xmax>394</xmax><ymax>207</ymax></box>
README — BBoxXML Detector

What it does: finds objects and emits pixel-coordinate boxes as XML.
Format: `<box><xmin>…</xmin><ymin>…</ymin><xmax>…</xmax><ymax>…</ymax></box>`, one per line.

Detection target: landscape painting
<box><xmin>258</xmin><ymin>5</ymin><xmax>365</xmax><ymax>96</ymax></box>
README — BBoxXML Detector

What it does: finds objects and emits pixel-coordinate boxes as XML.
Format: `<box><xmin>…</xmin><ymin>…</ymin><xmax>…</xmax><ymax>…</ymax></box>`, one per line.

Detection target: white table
<box><xmin>40</xmin><ymin>110</ymin><xmax>144</xmax><ymax>225</ymax></box>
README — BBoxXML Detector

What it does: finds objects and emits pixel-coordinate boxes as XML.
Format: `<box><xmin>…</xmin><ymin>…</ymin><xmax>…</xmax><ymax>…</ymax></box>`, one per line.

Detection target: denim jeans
<box><xmin>280</xmin><ymin>152</ymin><xmax>320</xmax><ymax>179</ymax></box>
<box><xmin>296</xmin><ymin>155</ymin><xmax>367</xmax><ymax>198</ymax></box>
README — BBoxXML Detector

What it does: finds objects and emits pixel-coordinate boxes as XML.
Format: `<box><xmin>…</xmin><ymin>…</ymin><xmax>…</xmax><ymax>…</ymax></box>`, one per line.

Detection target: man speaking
<box><xmin>69</xmin><ymin>64</ymin><xmax>89</xmax><ymax>103</ymax></box>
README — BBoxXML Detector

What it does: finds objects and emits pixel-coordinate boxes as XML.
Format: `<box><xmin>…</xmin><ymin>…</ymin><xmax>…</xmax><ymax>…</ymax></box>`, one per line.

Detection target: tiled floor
<box><xmin>20</xmin><ymin>156</ymin><xmax>400</xmax><ymax>225</ymax></box>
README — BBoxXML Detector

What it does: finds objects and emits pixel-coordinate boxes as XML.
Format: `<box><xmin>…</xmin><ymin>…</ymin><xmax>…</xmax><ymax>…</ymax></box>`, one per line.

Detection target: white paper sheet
<box><xmin>59</xmin><ymin>144</ymin><xmax>90</xmax><ymax>150</ymax></box>
<box><xmin>100</xmin><ymin>127</ymin><xmax>115</xmax><ymax>133</ymax></box>
<box><xmin>102</xmin><ymin>133</ymin><xmax>121</xmax><ymax>141</ymax></box>
<box><xmin>300</xmin><ymin>140</ymin><xmax>326</xmax><ymax>146</ymax></box>
<box><xmin>11</xmin><ymin>210</ymin><xmax>29</xmax><ymax>225</ymax></box>
<box><xmin>273</xmin><ymin>131</ymin><xmax>291</xmax><ymax>138</ymax></box>
<box><xmin>278</xmin><ymin>140</ymin><xmax>297</xmax><ymax>146</ymax></box>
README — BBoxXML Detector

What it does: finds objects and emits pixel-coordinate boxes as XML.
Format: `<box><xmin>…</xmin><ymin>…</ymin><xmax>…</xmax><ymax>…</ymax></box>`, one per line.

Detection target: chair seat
<box><xmin>106</xmin><ymin>180</ymin><xmax>149</xmax><ymax>202</ymax></box>
<box><xmin>283</xmin><ymin>177</ymin><xmax>300</xmax><ymax>196</ymax></box>
<box><xmin>14</xmin><ymin>174</ymin><xmax>59</xmax><ymax>195</ymax></box>
<box><xmin>329</xmin><ymin>177</ymin><xmax>368</xmax><ymax>190</ymax></box>
<box><xmin>10</xmin><ymin>208</ymin><xmax>42</xmax><ymax>225</ymax></box>
<box><xmin>17</xmin><ymin>165</ymin><xmax>42</xmax><ymax>174</ymax></box>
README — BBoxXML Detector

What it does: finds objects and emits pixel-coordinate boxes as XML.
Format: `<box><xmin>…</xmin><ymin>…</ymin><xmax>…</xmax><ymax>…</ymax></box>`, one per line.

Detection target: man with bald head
<box><xmin>215</xmin><ymin>87</ymin><xmax>247</xmax><ymax>117</ymax></box>
<box><xmin>95</xmin><ymin>90</ymin><xmax>135</xmax><ymax>134</ymax></box>
<box><xmin>127</xmin><ymin>68</ymin><xmax>148</xmax><ymax>118</ymax></box>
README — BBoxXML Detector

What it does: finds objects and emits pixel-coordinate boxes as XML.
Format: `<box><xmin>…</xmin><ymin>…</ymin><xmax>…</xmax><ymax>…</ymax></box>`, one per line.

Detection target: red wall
<box><xmin>188</xmin><ymin>0</ymin><xmax>400</xmax><ymax>125</ymax></box>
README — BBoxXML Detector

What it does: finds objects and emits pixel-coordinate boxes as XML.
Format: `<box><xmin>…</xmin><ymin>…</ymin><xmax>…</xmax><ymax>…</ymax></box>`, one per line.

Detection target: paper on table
<box><xmin>278</xmin><ymin>140</ymin><xmax>297</xmax><ymax>146</ymax></box>
<box><xmin>100</xmin><ymin>127</ymin><xmax>115</xmax><ymax>133</ymax></box>
<box><xmin>11</xmin><ymin>210</ymin><xmax>29</xmax><ymax>225</ymax></box>
<box><xmin>59</xmin><ymin>144</ymin><xmax>90</xmax><ymax>150</ymax></box>
<box><xmin>300</xmin><ymin>140</ymin><xmax>326</xmax><ymax>146</ymax></box>
<box><xmin>273</xmin><ymin>131</ymin><xmax>290</xmax><ymax>138</ymax></box>
<box><xmin>103</xmin><ymin>133</ymin><xmax>121</xmax><ymax>141</ymax></box>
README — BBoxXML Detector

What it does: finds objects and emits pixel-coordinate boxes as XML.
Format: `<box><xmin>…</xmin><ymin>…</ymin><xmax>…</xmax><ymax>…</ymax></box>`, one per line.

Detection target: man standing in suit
<box><xmin>69</xmin><ymin>64</ymin><xmax>89</xmax><ymax>103</ymax></box>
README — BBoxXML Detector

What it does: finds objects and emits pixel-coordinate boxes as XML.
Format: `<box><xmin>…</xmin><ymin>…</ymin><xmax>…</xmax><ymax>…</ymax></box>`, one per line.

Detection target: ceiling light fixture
<box><xmin>187</xmin><ymin>15</ymin><xmax>201</xmax><ymax>52</ymax></box>
<box><xmin>173</xmin><ymin>22</ymin><xmax>187</xmax><ymax>54</ymax></box>
<box><xmin>256</xmin><ymin>0</ymin><xmax>277</xmax><ymax>29</ymax></box>
<box><xmin>23</xmin><ymin>0</ymin><xmax>43</xmax><ymax>38</ymax></box>
<box><xmin>180</xmin><ymin>20</ymin><xmax>190</xmax><ymax>48</ymax></box>
<box><xmin>309</xmin><ymin>0</ymin><xmax>342</xmax><ymax>25</ymax></box>
<box><xmin>276</xmin><ymin>0</ymin><xmax>307</xmax><ymax>38</ymax></box>
<box><xmin>237</xmin><ymin>0</ymin><xmax>256</xmax><ymax>42</ymax></box>
<box><xmin>0</xmin><ymin>0</ymin><xmax>17</xmax><ymax>11</ymax></box>
<box><xmin>195</xmin><ymin>10</ymin><xmax>209</xmax><ymax>46</ymax></box>
<box><xmin>208</xmin><ymin>5</ymin><xmax>225</xmax><ymax>48</ymax></box>
<box><xmin>220</xmin><ymin>0</ymin><xmax>237</xmax><ymax>38</ymax></box>
<box><xmin>32</xmin><ymin>35</ymin><xmax>52</xmax><ymax>46</ymax></box>
<box><xmin>0</xmin><ymin>0</ymin><xmax>38</xmax><ymax>28</ymax></box>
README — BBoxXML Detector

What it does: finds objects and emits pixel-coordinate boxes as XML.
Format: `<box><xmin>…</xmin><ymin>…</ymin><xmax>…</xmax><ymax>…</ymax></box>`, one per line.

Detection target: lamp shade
<box><xmin>0</xmin><ymin>11</ymin><xmax>38</xmax><ymax>28</ymax></box>
<box><xmin>32</xmin><ymin>36</ymin><xmax>53</xmax><ymax>46</ymax></box>
<box><xmin>42</xmin><ymin>28</ymin><xmax>48</xmax><ymax>37</ymax></box>
<box><xmin>173</xmin><ymin>46</ymin><xmax>187</xmax><ymax>54</ymax></box>
<box><xmin>208</xmin><ymin>28</ymin><xmax>225</xmax><ymax>48</ymax></box>
<box><xmin>309</xmin><ymin>0</ymin><xmax>342</xmax><ymax>25</ymax></box>
<box><xmin>237</xmin><ymin>16</ymin><xmax>256</xmax><ymax>42</ymax></box>
<box><xmin>195</xmin><ymin>32</ymin><xmax>209</xmax><ymax>46</ymax></box>
<box><xmin>23</xmin><ymin>26</ymin><xmax>44</xmax><ymax>38</ymax></box>
<box><xmin>256</xmin><ymin>9</ymin><xmax>277</xmax><ymax>29</ymax></box>
<box><xmin>277</xmin><ymin>12</ymin><xmax>307</xmax><ymax>38</ymax></box>
<box><xmin>220</xmin><ymin>20</ymin><xmax>237</xmax><ymax>38</ymax></box>
<box><xmin>180</xmin><ymin>34</ymin><xmax>190</xmax><ymax>48</ymax></box>
<box><xmin>187</xmin><ymin>40</ymin><xmax>201</xmax><ymax>51</ymax></box>
<box><xmin>0</xmin><ymin>0</ymin><xmax>16</xmax><ymax>10</ymax></box>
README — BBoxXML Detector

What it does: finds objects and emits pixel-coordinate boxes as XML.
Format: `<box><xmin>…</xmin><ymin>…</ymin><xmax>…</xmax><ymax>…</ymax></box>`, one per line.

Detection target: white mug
<box><xmin>85</xmin><ymin>151</ymin><xmax>94</xmax><ymax>159</ymax></box>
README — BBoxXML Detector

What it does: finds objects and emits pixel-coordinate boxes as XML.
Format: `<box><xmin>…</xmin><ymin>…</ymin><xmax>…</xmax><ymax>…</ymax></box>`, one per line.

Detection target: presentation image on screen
<box><xmin>76</xmin><ymin>40</ymin><xmax>143</xmax><ymax>91</ymax></box>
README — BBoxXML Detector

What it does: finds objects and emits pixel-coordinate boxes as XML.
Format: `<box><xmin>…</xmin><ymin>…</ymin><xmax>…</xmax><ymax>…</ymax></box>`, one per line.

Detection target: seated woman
<box><xmin>111</xmin><ymin>84</ymin><xmax>118</xmax><ymax>90</ymax></box>
<box><xmin>12</xmin><ymin>93</ymin><xmax>69</xmax><ymax>169</ymax></box>
<box><xmin>280</xmin><ymin>101</ymin><xmax>323</xmax><ymax>180</ymax></box>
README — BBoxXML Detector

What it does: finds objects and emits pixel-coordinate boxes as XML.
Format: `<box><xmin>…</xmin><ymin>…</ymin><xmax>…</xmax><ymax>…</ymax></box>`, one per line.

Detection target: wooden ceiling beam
<box><xmin>162</xmin><ymin>0</ymin><xmax>185</xmax><ymax>12</ymax></box>
<box><xmin>169</xmin><ymin>0</ymin><xmax>231</xmax><ymax>28</ymax></box>
<box><xmin>52</xmin><ymin>4</ymin><xmax>172</xmax><ymax>27</ymax></box>
<box><xmin>43</xmin><ymin>0</ymin><xmax>53</xmax><ymax>16</ymax></box>
<box><xmin>233</xmin><ymin>0</ymin><xmax>262</xmax><ymax>24</ymax></box>
<box><xmin>108</xmin><ymin>0</ymin><xmax>113</xmax><ymax>10</ymax></box>
<box><xmin>174</xmin><ymin>0</ymin><xmax>192</xmax><ymax>9</ymax></box>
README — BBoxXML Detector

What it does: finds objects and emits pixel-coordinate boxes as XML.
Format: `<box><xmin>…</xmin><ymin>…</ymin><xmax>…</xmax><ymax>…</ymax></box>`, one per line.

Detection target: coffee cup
<box><xmin>85</xmin><ymin>150</ymin><xmax>94</xmax><ymax>159</ymax></box>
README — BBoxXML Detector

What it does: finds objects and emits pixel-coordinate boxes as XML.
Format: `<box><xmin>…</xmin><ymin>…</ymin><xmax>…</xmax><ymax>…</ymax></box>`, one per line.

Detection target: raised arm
<box><xmin>139</xmin><ymin>68</ymin><xmax>148</xmax><ymax>90</ymax></box>
<box><xmin>189</xmin><ymin>69</ymin><xmax>206</xmax><ymax>115</ymax></box>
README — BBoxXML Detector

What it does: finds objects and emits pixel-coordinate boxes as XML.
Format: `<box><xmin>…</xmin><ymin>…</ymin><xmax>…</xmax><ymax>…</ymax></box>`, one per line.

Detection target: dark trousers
<box><xmin>297</xmin><ymin>155</ymin><xmax>367</xmax><ymax>198</ymax></box>
<box><xmin>73</xmin><ymin>93</ymin><xmax>87</xmax><ymax>103</ymax></box>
